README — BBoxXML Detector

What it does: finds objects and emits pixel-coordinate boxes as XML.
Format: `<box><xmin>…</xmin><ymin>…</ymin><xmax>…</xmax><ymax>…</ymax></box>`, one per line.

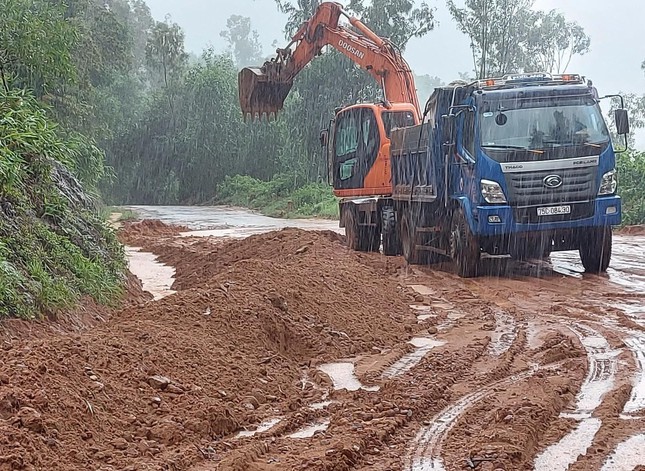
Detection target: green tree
<box><xmin>447</xmin><ymin>0</ymin><xmax>590</xmax><ymax>78</ymax></box>
<box><xmin>0</xmin><ymin>0</ymin><xmax>77</xmax><ymax>95</ymax></box>
<box><xmin>220</xmin><ymin>15</ymin><xmax>264</xmax><ymax>67</ymax></box>
<box><xmin>348</xmin><ymin>0</ymin><xmax>435</xmax><ymax>48</ymax></box>
<box><xmin>146</xmin><ymin>17</ymin><xmax>188</xmax><ymax>88</ymax></box>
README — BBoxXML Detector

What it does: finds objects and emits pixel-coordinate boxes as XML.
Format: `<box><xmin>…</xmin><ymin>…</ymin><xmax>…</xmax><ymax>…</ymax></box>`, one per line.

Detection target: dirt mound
<box><xmin>144</xmin><ymin>228</ymin><xmax>350</xmax><ymax>290</ymax></box>
<box><xmin>0</xmin><ymin>229</ymin><xmax>417</xmax><ymax>470</ymax></box>
<box><xmin>120</xmin><ymin>219</ymin><xmax>190</xmax><ymax>245</ymax></box>
<box><xmin>617</xmin><ymin>224</ymin><xmax>645</xmax><ymax>236</ymax></box>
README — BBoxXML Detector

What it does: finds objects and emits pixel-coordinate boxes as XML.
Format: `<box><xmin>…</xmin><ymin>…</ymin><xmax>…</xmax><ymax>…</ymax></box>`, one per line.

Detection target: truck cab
<box><xmin>390</xmin><ymin>73</ymin><xmax>630</xmax><ymax>277</ymax></box>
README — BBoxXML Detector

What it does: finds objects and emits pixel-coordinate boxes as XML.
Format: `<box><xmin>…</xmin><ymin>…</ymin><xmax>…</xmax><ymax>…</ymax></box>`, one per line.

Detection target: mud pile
<box><xmin>0</xmin><ymin>228</ymin><xmax>417</xmax><ymax>470</ymax></box>
<box><xmin>120</xmin><ymin>219</ymin><xmax>190</xmax><ymax>245</ymax></box>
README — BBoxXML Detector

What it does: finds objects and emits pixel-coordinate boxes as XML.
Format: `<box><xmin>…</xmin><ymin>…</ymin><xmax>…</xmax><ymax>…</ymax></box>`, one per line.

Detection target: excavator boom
<box><xmin>238</xmin><ymin>1</ymin><xmax>419</xmax><ymax>119</ymax></box>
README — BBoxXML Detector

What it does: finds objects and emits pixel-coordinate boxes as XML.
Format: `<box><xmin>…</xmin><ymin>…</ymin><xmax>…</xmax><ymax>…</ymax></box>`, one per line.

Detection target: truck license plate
<box><xmin>537</xmin><ymin>205</ymin><xmax>571</xmax><ymax>216</ymax></box>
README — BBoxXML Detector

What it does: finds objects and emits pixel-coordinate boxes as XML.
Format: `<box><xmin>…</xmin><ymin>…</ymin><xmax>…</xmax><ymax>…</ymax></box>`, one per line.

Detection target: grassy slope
<box><xmin>215</xmin><ymin>174</ymin><xmax>339</xmax><ymax>219</ymax></box>
<box><xmin>0</xmin><ymin>93</ymin><xmax>125</xmax><ymax>319</ymax></box>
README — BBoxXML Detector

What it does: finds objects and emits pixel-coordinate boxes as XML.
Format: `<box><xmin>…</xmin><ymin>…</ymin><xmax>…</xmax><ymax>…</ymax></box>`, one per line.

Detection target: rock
<box><xmin>16</xmin><ymin>407</ymin><xmax>44</xmax><ymax>433</ymax></box>
<box><xmin>89</xmin><ymin>375</ymin><xmax>99</xmax><ymax>381</ymax></box>
<box><xmin>148</xmin><ymin>420</ymin><xmax>184</xmax><ymax>445</ymax></box>
<box><xmin>267</xmin><ymin>293</ymin><xmax>288</xmax><ymax>312</ymax></box>
<box><xmin>166</xmin><ymin>384</ymin><xmax>184</xmax><ymax>395</ymax></box>
<box><xmin>148</xmin><ymin>375</ymin><xmax>171</xmax><ymax>390</ymax></box>
<box><xmin>427</xmin><ymin>326</ymin><xmax>438</xmax><ymax>334</ymax></box>
<box><xmin>112</xmin><ymin>438</ymin><xmax>128</xmax><ymax>450</ymax></box>
<box><xmin>295</xmin><ymin>245</ymin><xmax>310</xmax><ymax>254</ymax></box>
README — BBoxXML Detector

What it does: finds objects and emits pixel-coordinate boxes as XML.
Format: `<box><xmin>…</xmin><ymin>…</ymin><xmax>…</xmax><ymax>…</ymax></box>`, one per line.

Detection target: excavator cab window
<box><xmin>332</xmin><ymin>107</ymin><xmax>380</xmax><ymax>189</ymax></box>
<box><xmin>382</xmin><ymin>111</ymin><xmax>416</xmax><ymax>138</ymax></box>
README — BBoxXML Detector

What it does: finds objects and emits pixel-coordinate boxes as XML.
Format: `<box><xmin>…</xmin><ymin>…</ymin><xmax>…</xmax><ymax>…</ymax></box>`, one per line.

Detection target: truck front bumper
<box><xmin>473</xmin><ymin>196</ymin><xmax>622</xmax><ymax>237</ymax></box>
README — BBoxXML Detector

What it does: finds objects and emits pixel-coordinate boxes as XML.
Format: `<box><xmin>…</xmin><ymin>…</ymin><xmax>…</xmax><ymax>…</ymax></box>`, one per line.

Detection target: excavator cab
<box><xmin>238</xmin><ymin>66</ymin><xmax>293</xmax><ymax>119</ymax></box>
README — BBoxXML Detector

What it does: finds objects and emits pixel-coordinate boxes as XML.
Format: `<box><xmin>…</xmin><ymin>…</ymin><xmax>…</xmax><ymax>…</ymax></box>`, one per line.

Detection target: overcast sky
<box><xmin>145</xmin><ymin>0</ymin><xmax>645</xmax><ymax>148</ymax></box>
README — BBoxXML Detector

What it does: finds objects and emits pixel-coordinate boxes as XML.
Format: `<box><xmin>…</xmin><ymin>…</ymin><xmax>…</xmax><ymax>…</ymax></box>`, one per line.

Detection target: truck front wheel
<box><xmin>449</xmin><ymin>209</ymin><xmax>480</xmax><ymax>278</ymax></box>
<box><xmin>343</xmin><ymin>206</ymin><xmax>379</xmax><ymax>252</ymax></box>
<box><xmin>579</xmin><ymin>226</ymin><xmax>612</xmax><ymax>273</ymax></box>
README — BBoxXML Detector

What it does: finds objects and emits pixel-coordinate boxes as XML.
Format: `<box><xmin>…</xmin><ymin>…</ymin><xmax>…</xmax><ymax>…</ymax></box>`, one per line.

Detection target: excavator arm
<box><xmin>239</xmin><ymin>1</ymin><xmax>419</xmax><ymax>118</ymax></box>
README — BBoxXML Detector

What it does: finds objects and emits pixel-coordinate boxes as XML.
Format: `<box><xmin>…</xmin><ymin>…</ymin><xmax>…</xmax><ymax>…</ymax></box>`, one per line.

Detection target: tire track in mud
<box><xmin>405</xmin><ymin>365</ymin><xmax>539</xmax><ymax>471</ymax></box>
<box><xmin>488</xmin><ymin>306</ymin><xmax>518</xmax><ymax>356</ymax></box>
<box><xmin>600</xmin><ymin>434</ymin><xmax>645</xmax><ymax>470</ymax></box>
<box><xmin>534</xmin><ymin>324</ymin><xmax>620</xmax><ymax>471</ymax></box>
<box><xmin>622</xmin><ymin>337</ymin><xmax>645</xmax><ymax>417</ymax></box>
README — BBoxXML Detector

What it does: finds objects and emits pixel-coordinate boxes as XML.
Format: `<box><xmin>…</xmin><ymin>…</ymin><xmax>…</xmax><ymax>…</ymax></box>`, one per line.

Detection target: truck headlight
<box><xmin>598</xmin><ymin>170</ymin><xmax>617</xmax><ymax>195</ymax></box>
<box><xmin>481</xmin><ymin>179</ymin><xmax>507</xmax><ymax>204</ymax></box>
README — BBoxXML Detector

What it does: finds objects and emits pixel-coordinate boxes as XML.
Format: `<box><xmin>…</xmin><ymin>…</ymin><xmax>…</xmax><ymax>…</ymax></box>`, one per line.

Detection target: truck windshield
<box><xmin>479</xmin><ymin>97</ymin><xmax>610</xmax><ymax>160</ymax></box>
<box><xmin>382</xmin><ymin>111</ymin><xmax>416</xmax><ymax>138</ymax></box>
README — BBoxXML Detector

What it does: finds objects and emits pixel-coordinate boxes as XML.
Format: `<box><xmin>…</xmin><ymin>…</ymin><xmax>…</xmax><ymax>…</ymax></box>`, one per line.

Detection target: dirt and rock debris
<box><xmin>1</xmin><ymin>217</ymin><xmax>644</xmax><ymax>471</ymax></box>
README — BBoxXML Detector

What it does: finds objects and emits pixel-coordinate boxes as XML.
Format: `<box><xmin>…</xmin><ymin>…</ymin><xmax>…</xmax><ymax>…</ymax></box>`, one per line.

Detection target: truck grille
<box><xmin>504</xmin><ymin>166</ymin><xmax>597</xmax><ymax>207</ymax></box>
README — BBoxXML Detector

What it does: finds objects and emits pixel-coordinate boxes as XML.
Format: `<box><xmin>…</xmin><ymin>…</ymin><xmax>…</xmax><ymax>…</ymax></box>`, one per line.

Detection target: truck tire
<box><xmin>579</xmin><ymin>226</ymin><xmax>612</xmax><ymax>273</ymax></box>
<box><xmin>449</xmin><ymin>208</ymin><xmax>480</xmax><ymax>278</ymax></box>
<box><xmin>343</xmin><ymin>206</ymin><xmax>378</xmax><ymax>252</ymax></box>
<box><xmin>382</xmin><ymin>207</ymin><xmax>401</xmax><ymax>256</ymax></box>
<box><xmin>400</xmin><ymin>210</ymin><xmax>423</xmax><ymax>264</ymax></box>
<box><xmin>343</xmin><ymin>207</ymin><xmax>364</xmax><ymax>251</ymax></box>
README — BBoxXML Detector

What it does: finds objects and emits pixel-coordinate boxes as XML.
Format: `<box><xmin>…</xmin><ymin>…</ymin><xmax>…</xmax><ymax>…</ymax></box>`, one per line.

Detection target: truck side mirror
<box><xmin>319</xmin><ymin>129</ymin><xmax>329</xmax><ymax>147</ymax></box>
<box><xmin>615</xmin><ymin>109</ymin><xmax>630</xmax><ymax>135</ymax></box>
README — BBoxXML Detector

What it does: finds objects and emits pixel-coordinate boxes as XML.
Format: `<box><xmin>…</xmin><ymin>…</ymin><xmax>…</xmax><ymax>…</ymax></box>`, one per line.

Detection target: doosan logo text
<box><xmin>338</xmin><ymin>40</ymin><xmax>365</xmax><ymax>59</ymax></box>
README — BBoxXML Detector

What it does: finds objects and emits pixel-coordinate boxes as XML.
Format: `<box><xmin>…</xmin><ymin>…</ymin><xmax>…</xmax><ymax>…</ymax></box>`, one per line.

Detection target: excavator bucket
<box><xmin>238</xmin><ymin>67</ymin><xmax>293</xmax><ymax>120</ymax></box>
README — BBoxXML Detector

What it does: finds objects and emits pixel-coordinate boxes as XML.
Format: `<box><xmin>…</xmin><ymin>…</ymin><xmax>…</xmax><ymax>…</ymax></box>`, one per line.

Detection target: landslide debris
<box><xmin>0</xmin><ymin>227</ymin><xmax>418</xmax><ymax>470</ymax></box>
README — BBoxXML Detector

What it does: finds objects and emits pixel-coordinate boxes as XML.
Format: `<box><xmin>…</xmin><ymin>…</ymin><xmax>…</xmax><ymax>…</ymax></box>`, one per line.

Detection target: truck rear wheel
<box><xmin>579</xmin><ymin>226</ymin><xmax>612</xmax><ymax>273</ymax></box>
<box><xmin>400</xmin><ymin>210</ymin><xmax>422</xmax><ymax>264</ymax></box>
<box><xmin>382</xmin><ymin>207</ymin><xmax>401</xmax><ymax>256</ymax></box>
<box><xmin>449</xmin><ymin>208</ymin><xmax>480</xmax><ymax>278</ymax></box>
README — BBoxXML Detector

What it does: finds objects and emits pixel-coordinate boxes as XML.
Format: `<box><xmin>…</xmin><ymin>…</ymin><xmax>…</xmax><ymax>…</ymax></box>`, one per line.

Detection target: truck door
<box><xmin>454</xmin><ymin>110</ymin><xmax>477</xmax><ymax>201</ymax></box>
<box><xmin>332</xmin><ymin>107</ymin><xmax>380</xmax><ymax>190</ymax></box>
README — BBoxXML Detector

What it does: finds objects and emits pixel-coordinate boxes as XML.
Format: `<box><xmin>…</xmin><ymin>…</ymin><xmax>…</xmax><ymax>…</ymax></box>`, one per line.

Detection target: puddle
<box><xmin>600</xmin><ymin>434</ymin><xmax>645</xmax><ymax>470</ymax></box>
<box><xmin>235</xmin><ymin>417</ymin><xmax>282</xmax><ymax>438</ymax></box>
<box><xmin>526</xmin><ymin>320</ymin><xmax>547</xmax><ymax>350</ymax></box>
<box><xmin>612</xmin><ymin>301</ymin><xmax>645</xmax><ymax>327</ymax></box>
<box><xmin>437</xmin><ymin>311</ymin><xmax>464</xmax><ymax>333</ymax></box>
<box><xmin>489</xmin><ymin>308</ymin><xmax>518</xmax><ymax>356</ymax></box>
<box><xmin>318</xmin><ymin>362</ymin><xmax>380</xmax><ymax>392</ymax></box>
<box><xmin>309</xmin><ymin>400</ymin><xmax>334</xmax><ymax>410</ymax></box>
<box><xmin>410</xmin><ymin>305</ymin><xmax>438</xmax><ymax>323</ymax></box>
<box><xmin>409</xmin><ymin>285</ymin><xmax>438</xmax><ymax>297</ymax></box>
<box><xmin>533</xmin><ymin>418</ymin><xmax>602</xmax><ymax>471</ymax></box>
<box><xmin>287</xmin><ymin>418</ymin><xmax>330</xmax><ymax>439</ymax></box>
<box><xmin>383</xmin><ymin>338</ymin><xmax>446</xmax><ymax>379</ymax></box>
<box><xmin>534</xmin><ymin>324</ymin><xmax>618</xmax><ymax>470</ymax></box>
<box><xmin>623</xmin><ymin>337</ymin><xmax>645</xmax><ymax>415</ymax></box>
<box><xmin>564</xmin><ymin>325</ymin><xmax>618</xmax><ymax>416</ymax></box>
<box><xmin>125</xmin><ymin>246</ymin><xmax>176</xmax><ymax>300</ymax></box>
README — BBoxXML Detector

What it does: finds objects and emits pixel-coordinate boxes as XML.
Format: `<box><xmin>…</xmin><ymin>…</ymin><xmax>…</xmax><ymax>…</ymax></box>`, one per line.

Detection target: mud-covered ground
<box><xmin>1</xmin><ymin>207</ymin><xmax>644</xmax><ymax>471</ymax></box>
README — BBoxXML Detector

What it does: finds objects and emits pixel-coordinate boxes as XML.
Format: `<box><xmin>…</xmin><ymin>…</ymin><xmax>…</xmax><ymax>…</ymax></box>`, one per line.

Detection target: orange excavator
<box><xmin>238</xmin><ymin>1</ymin><xmax>420</xmax><ymax>254</ymax></box>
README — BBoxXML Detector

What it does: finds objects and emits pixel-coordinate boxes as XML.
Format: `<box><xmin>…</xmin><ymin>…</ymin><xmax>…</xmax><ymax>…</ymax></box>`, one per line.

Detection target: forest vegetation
<box><xmin>1</xmin><ymin>0</ymin><xmax>644</xmax><ymax>317</ymax></box>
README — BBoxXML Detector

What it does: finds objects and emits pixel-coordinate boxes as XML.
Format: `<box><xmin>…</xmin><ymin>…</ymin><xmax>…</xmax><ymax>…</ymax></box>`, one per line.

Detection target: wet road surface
<box><xmin>121</xmin><ymin>205</ymin><xmax>645</xmax><ymax>470</ymax></box>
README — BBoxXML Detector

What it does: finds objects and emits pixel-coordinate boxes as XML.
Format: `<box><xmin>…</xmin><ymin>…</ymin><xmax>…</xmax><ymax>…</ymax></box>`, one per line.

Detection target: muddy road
<box><xmin>1</xmin><ymin>206</ymin><xmax>643</xmax><ymax>471</ymax></box>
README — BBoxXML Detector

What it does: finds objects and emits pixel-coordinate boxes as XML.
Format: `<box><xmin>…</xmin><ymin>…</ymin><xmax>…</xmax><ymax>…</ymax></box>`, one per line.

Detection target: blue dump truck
<box><xmin>389</xmin><ymin>73</ymin><xmax>630</xmax><ymax>277</ymax></box>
